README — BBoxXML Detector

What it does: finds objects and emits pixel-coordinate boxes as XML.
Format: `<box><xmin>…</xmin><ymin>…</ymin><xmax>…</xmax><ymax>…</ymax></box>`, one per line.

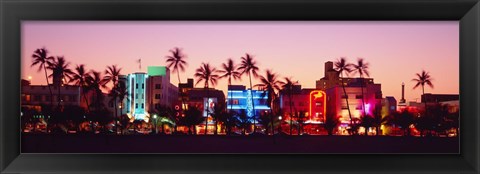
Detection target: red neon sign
<box><xmin>309</xmin><ymin>90</ymin><xmax>327</xmax><ymax>122</ymax></box>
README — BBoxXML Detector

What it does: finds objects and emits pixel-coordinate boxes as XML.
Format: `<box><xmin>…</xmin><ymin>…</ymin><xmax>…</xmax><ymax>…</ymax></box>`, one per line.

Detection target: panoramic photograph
<box><xmin>20</xmin><ymin>21</ymin><xmax>459</xmax><ymax>153</ymax></box>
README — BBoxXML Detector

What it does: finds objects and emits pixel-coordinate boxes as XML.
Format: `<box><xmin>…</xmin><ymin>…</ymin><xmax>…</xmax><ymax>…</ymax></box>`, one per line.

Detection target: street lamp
<box><xmin>278</xmin><ymin>116</ymin><xmax>282</xmax><ymax>134</ymax></box>
<box><xmin>153</xmin><ymin>114</ymin><xmax>158</xmax><ymax>134</ymax></box>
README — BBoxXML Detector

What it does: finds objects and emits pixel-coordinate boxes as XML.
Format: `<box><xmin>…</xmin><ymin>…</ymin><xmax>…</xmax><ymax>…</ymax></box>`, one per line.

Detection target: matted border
<box><xmin>1</xmin><ymin>0</ymin><xmax>478</xmax><ymax>173</ymax></box>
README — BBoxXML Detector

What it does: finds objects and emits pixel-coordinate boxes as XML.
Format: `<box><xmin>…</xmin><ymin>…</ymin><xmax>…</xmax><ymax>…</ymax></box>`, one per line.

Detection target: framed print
<box><xmin>1</xmin><ymin>0</ymin><xmax>479</xmax><ymax>173</ymax></box>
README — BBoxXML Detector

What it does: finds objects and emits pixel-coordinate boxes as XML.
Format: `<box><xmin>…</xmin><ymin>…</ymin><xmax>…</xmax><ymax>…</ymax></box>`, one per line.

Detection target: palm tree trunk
<box><xmin>360</xmin><ymin>76</ymin><xmax>368</xmax><ymax>136</ymax></box>
<box><xmin>248</xmin><ymin>72</ymin><xmax>256</xmax><ymax>134</ymax></box>
<box><xmin>205</xmin><ymin>86</ymin><xmax>210</xmax><ymax>135</ymax></box>
<box><xmin>297</xmin><ymin>111</ymin><xmax>301</xmax><ymax>135</ymax></box>
<box><xmin>270</xmin><ymin>111</ymin><xmax>274</xmax><ymax>136</ymax></box>
<box><xmin>43</xmin><ymin>66</ymin><xmax>54</xmax><ymax>107</ymax></box>
<box><xmin>228</xmin><ymin>78</ymin><xmax>233</xmax><ymax>136</ymax></box>
<box><xmin>57</xmin><ymin>81</ymin><xmax>61</xmax><ymax>109</ymax></box>
<box><xmin>423</xmin><ymin>85</ymin><xmax>427</xmax><ymax>118</ymax></box>
<box><xmin>43</xmin><ymin>65</ymin><xmax>53</xmax><ymax>133</ymax></box>
<box><xmin>289</xmin><ymin>92</ymin><xmax>293</xmax><ymax>135</ymax></box>
<box><xmin>341</xmin><ymin>74</ymin><xmax>353</xmax><ymax>132</ymax></box>
<box><xmin>82</xmin><ymin>87</ymin><xmax>90</xmax><ymax>113</ymax></box>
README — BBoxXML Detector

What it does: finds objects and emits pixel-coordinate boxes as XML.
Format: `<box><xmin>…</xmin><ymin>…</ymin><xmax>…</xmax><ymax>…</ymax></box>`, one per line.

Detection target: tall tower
<box><xmin>399</xmin><ymin>82</ymin><xmax>406</xmax><ymax>106</ymax></box>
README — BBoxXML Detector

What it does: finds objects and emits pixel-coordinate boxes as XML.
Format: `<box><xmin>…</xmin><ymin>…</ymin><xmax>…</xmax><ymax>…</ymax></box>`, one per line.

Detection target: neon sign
<box><xmin>309</xmin><ymin>90</ymin><xmax>327</xmax><ymax>122</ymax></box>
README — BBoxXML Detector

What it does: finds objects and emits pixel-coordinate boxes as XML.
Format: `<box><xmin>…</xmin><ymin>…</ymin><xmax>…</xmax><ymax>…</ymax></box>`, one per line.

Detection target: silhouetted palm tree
<box><xmin>85</xmin><ymin>70</ymin><xmax>107</xmax><ymax>133</ymax></box>
<box><xmin>86</xmin><ymin>70</ymin><xmax>108</xmax><ymax>110</ymax></box>
<box><xmin>255</xmin><ymin>70</ymin><xmax>282</xmax><ymax>136</ymax></box>
<box><xmin>280</xmin><ymin>77</ymin><xmax>299</xmax><ymax>135</ymax></box>
<box><xmin>236</xmin><ymin>110</ymin><xmax>250</xmax><ymax>135</ymax></box>
<box><xmin>104</xmin><ymin>65</ymin><xmax>122</xmax><ymax>132</ymax></box>
<box><xmin>334</xmin><ymin>58</ymin><xmax>354</xmax><ymax>127</ymax></box>
<box><xmin>238</xmin><ymin>53</ymin><xmax>260</xmax><ymax>132</ymax></box>
<box><xmin>194</xmin><ymin>63</ymin><xmax>219</xmax><ymax>135</ymax></box>
<box><xmin>325</xmin><ymin>112</ymin><xmax>340</xmax><ymax>136</ymax></box>
<box><xmin>391</xmin><ymin>110</ymin><xmax>415</xmax><ymax>136</ymax></box>
<box><xmin>352</xmin><ymin>58</ymin><xmax>370</xmax><ymax>119</ymax></box>
<box><xmin>70</xmin><ymin>64</ymin><xmax>91</xmax><ymax>113</ymax></box>
<box><xmin>31</xmin><ymin>48</ymin><xmax>55</xmax><ymax>107</ymax></box>
<box><xmin>412</xmin><ymin>70</ymin><xmax>434</xmax><ymax>118</ymax></box>
<box><xmin>183</xmin><ymin>106</ymin><xmax>204</xmax><ymax>135</ymax></box>
<box><xmin>360</xmin><ymin>115</ymin><xmax>375</xmax><ymax>136</ymax></box>
<box><xmin>116</xmin><ymin>81</ymin><xmax>130</xmax><ymax>134</ymax></box>
<box><xmin>165</xmin><ymin>47</ymin><xmax>188</xmax><ymax>110</ymax></box>
<box><xmin>48</xmin><ymin>56</ymin><xmax>73</xmax><ymax>109</ymax></box>
<box><xmin>219</xmin><ymin>58</ymin><xmax>242</xmax><ymax>112</ymax></box>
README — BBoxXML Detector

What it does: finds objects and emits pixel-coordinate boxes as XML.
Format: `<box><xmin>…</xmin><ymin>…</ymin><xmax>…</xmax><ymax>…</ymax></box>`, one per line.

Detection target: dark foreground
<box><xmin>22</xmin><ymin>134</ymin><xmax>459</xmax><ymax>153</ymax></box>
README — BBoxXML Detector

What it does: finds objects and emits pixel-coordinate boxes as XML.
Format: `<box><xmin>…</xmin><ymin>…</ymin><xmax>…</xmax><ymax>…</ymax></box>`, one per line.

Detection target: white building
<box><xmin>119</xmin><ymin>66</ymin><xmax>178</xmax><ymax>121</ymax></box>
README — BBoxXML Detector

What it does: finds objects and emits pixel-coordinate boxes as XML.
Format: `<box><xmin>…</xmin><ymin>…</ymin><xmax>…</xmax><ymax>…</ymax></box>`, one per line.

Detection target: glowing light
<box><xmin>153</xmin><ymin>114</ymin><xmax>157</xmax><ymax>119</ymax></box>
<box><xmin>309</xmin><ymin>90</ymin><xmax>327</xmax><ymax>121</ymax></box>
<box><xmin>246</xmin><ymin>90</ymin><xmax>253</xmax><ymax>117</ymax></box>
<box><xmin>278</xmin><ymin>116</ymin><xmax>282</xmax><ymax>120</ymax></box>
<box><xmin>364</xmin><ymin>103</ymin><xmax>371</xmax><ymax>115</ymax></box>
<box><xmin>27</xmin><ymin>76</ymin><xmax>32</xmax><ymax>80</ymax></box>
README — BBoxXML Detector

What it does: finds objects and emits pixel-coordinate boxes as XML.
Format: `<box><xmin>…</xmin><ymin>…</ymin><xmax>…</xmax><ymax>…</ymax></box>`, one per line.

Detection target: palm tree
<box><xmin>165</xmin><ymin>47</ymin><xmax>188</xmax><ymax>110</ymax></box>
<box><xmin>48</xmin><ymin>56</ymin><xmax>73</xmax><ymax>109</ymax></box>
<box><xmin>325</xmin><ymin>112</ymin><xmax>340</xmax><ymax>136</ymax></box>
<box><xmin>280</xmin><ymin>77</ymin><xmax>299</xmax><ymax>135</ymax></box>
<box><xmin>31</xmin><ymin>48</ymin><xmax>55</xmax><ymax>107</ymax></box>
<box><xmin>104</xmin><ymin>65</ymin><xmax>122</xmax><ymax>132</ymax></box>
<box><xmin>236</xmin><ymin>110</ymin><xmax>250</xmax><ymax>135</ymax></box>
<box><xmin>116</xmin><ymin>81</ymin><xmax>129</xmax><ymax>117</ymax></box>
<box><xmin>334</xmin><ymin>58</ymin><xmax>354</xmax><ymax>127</ymax></box>
<box><xmin>254</xmin><ymin>70</ymin><xmax>282</xmax><ymax>136</ymax></box>
<box><xmin>85</xmin><ymin>70</ymin><xmax>108</xmax><ymax>133</ymax></box>
<box><xmin>86</xmin><ymin>70</ymin><xmax>108</xmax><ymax>111</ymax></box>
<box><xmin>237</xmin><ymin>53</ymin><xmax>260</xmax><ymax>133</ymax></box>
<box><xmin>194</xmin><ymin>63</ymin><xmax>220</xmax><ymax>135</ymax></box>
<box><xmin>218</xmin><ymin>58</ymin><xmax>242</xmax><ymax>112</ymax></box>
<box><xmin>183</xmin><ymin>106</ymin><xmax>204</xmax><ymax>135</ymax></box>
<box><xmin>412</xmin><ymin>70</ymin><xmax>434</xmax><ymax>119</ymax></box>
<box><xmin>352</xmin><ymin>58</ymin><xmax>370</xmax><ymax>119</ymax></box>
<box><xmin>70</xmin><ymin>64</ymin><xmax>91</xmax><ymax>113</ymax></box>
<box><xmin>390</xmin><ymin>110</ymin><xmax>415</xmax><ymax>136</ymax></box>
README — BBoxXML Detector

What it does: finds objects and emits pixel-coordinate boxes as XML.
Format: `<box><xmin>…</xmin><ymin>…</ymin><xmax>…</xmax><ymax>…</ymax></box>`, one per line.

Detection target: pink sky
<box><xmin>21</xmin><ymin>21</ymin><xmax>459</xmax><ymax>103</ymax></box>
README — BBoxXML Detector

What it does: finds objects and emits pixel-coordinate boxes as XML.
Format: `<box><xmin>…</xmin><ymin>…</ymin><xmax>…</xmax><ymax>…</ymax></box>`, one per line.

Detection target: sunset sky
<box><xmin>21</xmin><ymin>21</ymin><xmax>459</xmax><ymax>103</ymax></box>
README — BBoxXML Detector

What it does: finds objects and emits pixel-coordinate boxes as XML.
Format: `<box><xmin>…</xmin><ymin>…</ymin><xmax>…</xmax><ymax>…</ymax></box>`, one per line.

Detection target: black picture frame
<box><xmin>1</xmin><ymin>0</ymin><xmax>478</xmax><ymax>173</ymax></box>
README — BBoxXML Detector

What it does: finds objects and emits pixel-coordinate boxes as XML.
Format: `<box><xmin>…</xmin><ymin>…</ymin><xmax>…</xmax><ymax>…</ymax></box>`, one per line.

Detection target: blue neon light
<box><xmin>246</xmin><ymin>90</ymin><xmax>253</xmax><ymax>117</ymax></box>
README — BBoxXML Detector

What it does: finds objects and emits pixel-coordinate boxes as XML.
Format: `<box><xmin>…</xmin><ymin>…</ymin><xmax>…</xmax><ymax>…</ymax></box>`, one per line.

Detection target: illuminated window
<box><xmin>25</xmin><ymin>94</ymin><xmax>31</xmax><ymax>102</ymax></box>
<box><xmin>232</xmin><ymin>99</ymin><xmax>239</xmax><ymax>105</ymax></box>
